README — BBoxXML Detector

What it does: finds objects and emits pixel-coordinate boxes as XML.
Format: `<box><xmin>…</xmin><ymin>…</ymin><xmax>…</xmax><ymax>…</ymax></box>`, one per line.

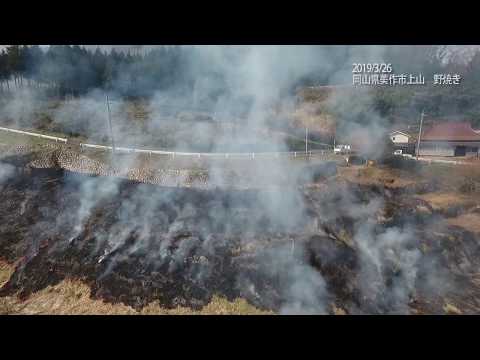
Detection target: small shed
<box><xmin>390</xmin><ymin>130</ymin><xmax>411</xmax><ymax>144</ymax></box>
<box><xmin>389</xmin><ymin>130</ymin><xmax>416</xmax><ymax>154</ymax></box>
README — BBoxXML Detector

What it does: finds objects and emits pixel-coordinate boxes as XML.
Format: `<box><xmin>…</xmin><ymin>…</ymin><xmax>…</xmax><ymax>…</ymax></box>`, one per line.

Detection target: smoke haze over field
<box><xmin>0</xmin><ymin>45</ymin><xmax>401</xmax><ymax>152</ymax></box>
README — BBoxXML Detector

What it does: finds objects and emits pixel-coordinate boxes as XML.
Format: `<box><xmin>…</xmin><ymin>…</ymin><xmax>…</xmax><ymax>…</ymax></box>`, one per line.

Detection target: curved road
<box><xmin>0</xmin><ymin>126</ymin><xmax>334</xmax><ymax>159</ymax></box>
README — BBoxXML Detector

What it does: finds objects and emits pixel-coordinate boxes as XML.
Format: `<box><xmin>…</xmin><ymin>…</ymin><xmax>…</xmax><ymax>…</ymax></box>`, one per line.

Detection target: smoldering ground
<box><xmin>0</xmin><ymin>164</ymin><xmax>476</xmax><ymax>314</ymax></box>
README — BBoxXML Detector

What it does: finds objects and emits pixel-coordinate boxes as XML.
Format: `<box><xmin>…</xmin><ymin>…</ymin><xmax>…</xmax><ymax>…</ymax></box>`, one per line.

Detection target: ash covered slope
<box><xmin>1</xmin><ymin>158</ymin><xmax>480</xmax><ymax>314</ymax></box>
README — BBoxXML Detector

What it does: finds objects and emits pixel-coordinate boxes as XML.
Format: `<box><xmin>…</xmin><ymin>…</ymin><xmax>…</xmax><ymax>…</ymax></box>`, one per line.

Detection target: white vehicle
<box><xmin>334</xmin><ymin>144</ymin><xmax>351</xmax><ymax>154</ymax></box>
<box><xmin>393</xmin><ymin>149</ymin><xmax>403</xmax><ymax>155</ymax></box>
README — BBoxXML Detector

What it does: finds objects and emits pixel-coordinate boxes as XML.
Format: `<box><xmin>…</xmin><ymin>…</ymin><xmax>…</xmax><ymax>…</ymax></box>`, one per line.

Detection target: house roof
<box><xmin>390</xmin><ymin>130</ymin><xmax>412</xmax><ymax>138</ymax></box>
<box><xmin>389</xmin><ymin>129</ymin><xmax>418</xmax><ymax>143</ymax></box>
<box><xmin>421</xmin><ymin>122</ymin><xmax>480</xmax><ymax>142</ymax></box>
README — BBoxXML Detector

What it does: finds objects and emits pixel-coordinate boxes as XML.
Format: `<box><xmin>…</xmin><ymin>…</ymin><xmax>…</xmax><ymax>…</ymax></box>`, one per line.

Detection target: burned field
<box><xmin>1</xmin><ymin>154</ymin><xmax>480</xmax><ymax>314</ymax></box>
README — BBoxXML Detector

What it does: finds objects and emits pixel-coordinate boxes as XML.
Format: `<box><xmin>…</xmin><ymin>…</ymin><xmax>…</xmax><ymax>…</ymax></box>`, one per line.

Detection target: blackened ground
<box><xmin>1</xmin><ymin>164</ymin><xmax>480</xmax><ymax>314</ymax></box>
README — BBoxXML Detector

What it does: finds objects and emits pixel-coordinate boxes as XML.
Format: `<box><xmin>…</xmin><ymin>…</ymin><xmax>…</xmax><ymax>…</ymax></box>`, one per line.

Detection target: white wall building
<box><xmin>389</xmin><ymin>130</ymin><xmax>415</xmax><ymax>154</ymax></box>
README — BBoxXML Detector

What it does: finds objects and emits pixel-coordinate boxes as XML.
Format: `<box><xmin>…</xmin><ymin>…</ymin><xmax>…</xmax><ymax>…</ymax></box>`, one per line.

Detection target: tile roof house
<box><xmin>419</xmin><ymin>122</ymin><xmax>480</xmax><ymax>157</ymax></box>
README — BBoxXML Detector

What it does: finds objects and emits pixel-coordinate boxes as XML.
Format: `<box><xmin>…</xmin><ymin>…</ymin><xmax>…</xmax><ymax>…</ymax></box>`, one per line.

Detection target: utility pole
<box><xmin>105</xmin><ymin>93</ymin><xmax>116</xmax><ymax>156</ymax></box>
<box><xmin>305</xmin><ymin>127</ymin><xmax>308</xmax><ymax>156</ymax></box>
<box><xmin>416</xmin><ymin>109</ymin><xmax>425</xmax><ymax>160</ymax></box>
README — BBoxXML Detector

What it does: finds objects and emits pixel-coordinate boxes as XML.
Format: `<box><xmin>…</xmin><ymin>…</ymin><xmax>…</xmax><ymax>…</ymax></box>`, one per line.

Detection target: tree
<box><xmin>5</xmin><ymin>45</ymin><xmax>23</xmax><ymax>88</ymax></box>
<box><xmin>0</xmin><ymin>50</ymin><xmax>8</xmax><ymax>91</ymax></box>
<box><xmin>23</xmin><ymin>45</ymin><xmax>44</xmax><ymax>87</ymax></box>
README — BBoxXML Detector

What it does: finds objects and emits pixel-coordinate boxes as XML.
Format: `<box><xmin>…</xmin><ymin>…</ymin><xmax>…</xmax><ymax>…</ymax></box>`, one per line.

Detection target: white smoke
<box><xmin>0</xmin><ymin>162</ymin><xmax>15</xmax><ymax>186</ymax></box>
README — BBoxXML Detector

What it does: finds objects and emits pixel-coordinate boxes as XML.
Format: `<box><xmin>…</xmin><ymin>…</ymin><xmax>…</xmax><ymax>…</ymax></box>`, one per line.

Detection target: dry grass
<box><xmin>419</xmin><ymin>163</ymin><xmax>480</xmax><ymax>190</ymax></box>
<box><xmin>443</xmin><ymin>302</ymin><xmax>463</xmax><ymax>315</ymax></box>
<box><xmin>337</xmin><ymin>166</ymin><xmax>417</xmax><ymax>188</ymax></box>
<box><xmin>1</xmin><ymin>259</ymin><xmax>270</xmax><ymax>315</ymax></box>
<box><xmin>0</xmin><ymin>261</ymin><xmax>16</xmax><ymax>315</ymax></box>
<box><xmin>0</xmin><ymin>272</ymin><xmax>272</xmax><ymax>315</ymax></box>
<box><xmin>447</xmin><ymin>213</ymin><xmax>480</xmax><ymax>234</ymax></box>
<box><xmin>0</xmin><ymin>130</ymin><xmax>53</xmax><ymax>148</ymax></box>
<box><xmin>0</xmin><ymin>261</ymin><xmax>14</xmax><ymax>288</ymax></box>
<box><xmin>291</xmin><ymin>103</ymin><xmax>335</xmax><ymax>134</ymax></box>
<box><xmin>416</xmin><ymin>192</ymin><xmax>480</xmax><ymax>211</ymax></box>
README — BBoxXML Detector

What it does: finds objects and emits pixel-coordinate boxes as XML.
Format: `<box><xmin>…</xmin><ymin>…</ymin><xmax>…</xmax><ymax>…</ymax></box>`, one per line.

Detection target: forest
<box><xmin>1</xmin><ymin>45</ymin><xmax>480</xmax><ymax>127</ymax></box>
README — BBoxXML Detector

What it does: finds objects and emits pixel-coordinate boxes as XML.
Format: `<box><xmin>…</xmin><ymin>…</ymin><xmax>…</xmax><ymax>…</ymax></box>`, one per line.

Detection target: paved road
<box><xmin>0</xmin><ymin>126</ymin><xmax>338</xmax><ymax>161</ymax></box>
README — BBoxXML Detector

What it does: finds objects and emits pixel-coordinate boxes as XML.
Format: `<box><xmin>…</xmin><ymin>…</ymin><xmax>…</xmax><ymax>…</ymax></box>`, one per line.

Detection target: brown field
<box><xmin>336</xmin><ymin>165</ymin><xmax>418</xmax><ymax>188</ymax></box>
<box><xmin>415</xmin><ymin>192</ymin><xmax>480</xmax><ymax>211</ymax></box>
<box><xmin>447</xmin><ymin>213</ymin><xmax>480</xmax><ymax>234</ymax></box>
